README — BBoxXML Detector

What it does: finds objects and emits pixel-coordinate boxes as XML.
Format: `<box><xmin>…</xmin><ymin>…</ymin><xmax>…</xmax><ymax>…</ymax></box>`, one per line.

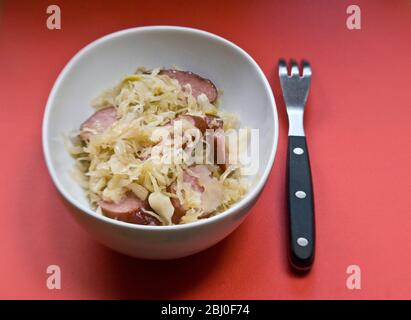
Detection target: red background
<box><xmin>1</xmin><ymin>0</ymin><xmax>411</xmax><ymax>299</ymax></box>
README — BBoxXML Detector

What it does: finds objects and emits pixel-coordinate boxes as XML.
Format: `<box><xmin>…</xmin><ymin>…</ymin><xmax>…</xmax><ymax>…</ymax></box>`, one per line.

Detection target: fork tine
<box><xmin>278</xmin><ymin>59</ymin><xmax>288</xmax><ymax>77</ymax></box>
<box><xmin>290</xmin><ymin>60</ymin><xmax>300</xmax><ymax>77</ymax></box>
<box><xmin>278</xmin><ymin>59</ymin><xmax>312</xmax><ymax>110</ymax></box>
<box><xmin>302</xmin><ymin>60</ymin><xmax>312</xmax><ymax>77</ymax></box>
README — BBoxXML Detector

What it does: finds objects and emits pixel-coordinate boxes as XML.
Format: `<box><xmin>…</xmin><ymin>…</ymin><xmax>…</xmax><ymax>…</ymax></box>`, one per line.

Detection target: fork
<box><xmin>279</xmin><ymin>59</ymin><xmax>315</xmax><ymax>271</ymax></box>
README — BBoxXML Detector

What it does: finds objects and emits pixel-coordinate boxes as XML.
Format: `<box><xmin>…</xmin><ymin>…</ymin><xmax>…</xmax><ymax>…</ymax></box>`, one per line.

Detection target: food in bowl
<box><xmin>68</xmin><ymin>67</ymin><xmax>248</xmax><ymax>226</ymax></box>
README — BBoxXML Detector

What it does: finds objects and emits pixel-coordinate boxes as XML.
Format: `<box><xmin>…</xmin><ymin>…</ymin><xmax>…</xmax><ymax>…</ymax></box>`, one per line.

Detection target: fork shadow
<box><xmin>61</xmin><ymin>198</ymin><xmax>230</xmax><ymax>300</ymax></box>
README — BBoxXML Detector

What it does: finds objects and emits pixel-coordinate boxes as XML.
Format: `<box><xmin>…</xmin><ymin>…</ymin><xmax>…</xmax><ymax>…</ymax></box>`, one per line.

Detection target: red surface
<box><xmin>1</xmin><ymin>0</ymin><xmax>411</xmax><ymax>300</ymax></box>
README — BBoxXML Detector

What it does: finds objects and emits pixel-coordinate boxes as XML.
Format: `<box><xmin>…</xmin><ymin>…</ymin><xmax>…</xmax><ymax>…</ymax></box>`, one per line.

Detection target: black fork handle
<box><xmin>287</xmin><ymin>135</ymin><xmax>315</xmax><ymax>271</ymax></box>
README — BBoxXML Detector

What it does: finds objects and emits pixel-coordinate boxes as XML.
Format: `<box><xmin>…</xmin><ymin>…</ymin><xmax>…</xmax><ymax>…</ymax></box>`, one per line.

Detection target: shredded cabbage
<box><xmin>69</xmin><ymin>68</ymin><xmax>248</xmax><ymax>225</ymax></box>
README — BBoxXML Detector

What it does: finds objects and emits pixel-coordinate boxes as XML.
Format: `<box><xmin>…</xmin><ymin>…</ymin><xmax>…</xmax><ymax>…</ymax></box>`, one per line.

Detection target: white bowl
<box><xmin>42</xmin><ymin>26</ymin><xmax>278</xmax><ymax>259</ymax></box>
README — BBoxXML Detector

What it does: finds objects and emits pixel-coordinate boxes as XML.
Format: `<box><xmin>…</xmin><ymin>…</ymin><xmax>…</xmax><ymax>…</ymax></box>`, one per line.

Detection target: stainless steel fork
<box><xmin>279</xmin><ymin>59</ymin><xmax>315</xmax><ymax>271</ymax></box>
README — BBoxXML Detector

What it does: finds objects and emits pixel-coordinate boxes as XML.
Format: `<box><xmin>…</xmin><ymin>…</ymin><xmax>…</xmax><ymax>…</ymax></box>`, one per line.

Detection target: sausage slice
<box><xmin>99</xmin><ymin>193</ymin><xmax>161</xmax><ymax>226</ymax></box>
<box><xmin>168</xmin><ymin>166</ymin><xmax>212</xmax><ymax>224</ymax></box>
<box><xmin>174</xmin><ymin>114</ymin><xmax>223</xmax><ymax>133</ymax></box>
<box><xmin>205</xmin><ymin>115</ymin><xmax>224</xmax><ymax>130</ymax></box>
<box><xmin>159</xmin><ymin>69</ymin><xmax>218</xmax><ymax>102</ymax></box>
<box><xmin>214</xmin><ymin>128</ymin><xmax>227</xmax><ymax>171</ymax></box>
<box><xmin>175</xmin><ymin>115</ymin><xmax>208</xmax><ymax>134</ymax></box>
<box><xmin>168</xmin><ymin>170</ymin><xmax>203</xmax><ymax>224</ymax></box>
<box><xmin>79</xmin><ymin>107</ymin><xmax>117</xmax><ymax>140</ymax></box>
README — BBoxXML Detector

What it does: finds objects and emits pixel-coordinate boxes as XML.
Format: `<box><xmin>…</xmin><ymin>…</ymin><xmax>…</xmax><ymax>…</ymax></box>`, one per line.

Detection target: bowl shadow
<box><xmin>62</xmin><ymin>198</ymin><xmax>230</xmax><ymax>299</ymax></box>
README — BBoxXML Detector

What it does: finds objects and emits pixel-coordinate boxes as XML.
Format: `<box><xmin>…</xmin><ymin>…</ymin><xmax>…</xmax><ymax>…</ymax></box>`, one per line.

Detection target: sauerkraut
<box><xmin>69</xmin><ymin>67</ymin><xmax>248</xmax><ymax>225</ymax></box>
